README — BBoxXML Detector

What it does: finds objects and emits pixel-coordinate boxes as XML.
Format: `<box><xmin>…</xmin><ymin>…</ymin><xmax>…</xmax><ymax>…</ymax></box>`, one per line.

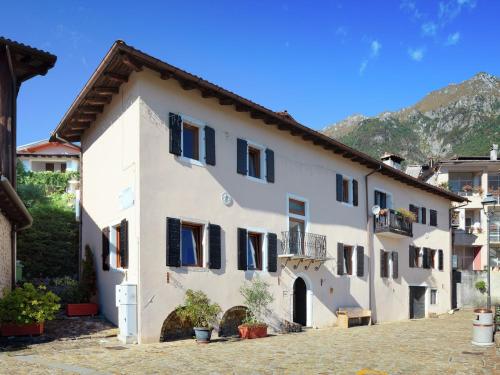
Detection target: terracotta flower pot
<box><xmin>66</xmin><ymin>303</ymin><xmax>99</xmax><ymax>317</ymax></box>
<box><xmin>238</xmin><ymin>324</ymin><xmax>268</xmax><ymax>339</ymax></box>
<box><xmin>1</xmin><ymin>322</ymin><xmax>44</xmax><ymax>336</ymax></box>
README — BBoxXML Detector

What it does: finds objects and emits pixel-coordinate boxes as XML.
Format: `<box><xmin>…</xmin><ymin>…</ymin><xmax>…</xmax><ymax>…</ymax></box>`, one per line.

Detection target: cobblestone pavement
<box><xmin>0</xmin><ymin>310</ymin><xmax>498</xmax><ymax>375</ymax></box>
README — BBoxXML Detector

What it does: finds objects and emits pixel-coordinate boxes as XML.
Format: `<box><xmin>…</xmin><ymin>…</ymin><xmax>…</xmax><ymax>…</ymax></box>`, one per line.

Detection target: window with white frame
<box><xmin>430</xmin><ymin>289</ymin><xmax>437</xmax><ymax>305</ymax></box>
<box><xmin>181</xmin><ymin>222</ymin><xmax>203</xmax><ymax>267</ymax></box>
<box><xmin>182</xmin><ymin>122</ymin><xmax>200</xmax><ymax>161</ymax></box>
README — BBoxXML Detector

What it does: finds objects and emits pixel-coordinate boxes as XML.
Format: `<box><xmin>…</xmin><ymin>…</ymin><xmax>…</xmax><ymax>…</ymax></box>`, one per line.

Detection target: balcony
<box><xmin>374</xmin><ymin>209</ymin><xmax>413</xmax><ymax>238</ymax></box>
<box><xmin>453</xmin><ymin>229</ymin><xmax>485</xmax><ymax>246</ymax></box>
<box><xmin>490</xmin><ymin>229</ymin><xmax>500</xmax><ymax>244</ymax></box>
<box><xmin>279</xmin><ymin>231</ymin><xmax>327</xmax><ymax>269</ymax></box>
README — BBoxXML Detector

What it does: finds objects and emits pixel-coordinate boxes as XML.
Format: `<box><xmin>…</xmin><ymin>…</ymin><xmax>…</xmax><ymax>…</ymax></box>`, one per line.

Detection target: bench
<box><xmin>336</xmin><ymin>307</ymin><xmax>372</xmax><ymax>328</ymax></box>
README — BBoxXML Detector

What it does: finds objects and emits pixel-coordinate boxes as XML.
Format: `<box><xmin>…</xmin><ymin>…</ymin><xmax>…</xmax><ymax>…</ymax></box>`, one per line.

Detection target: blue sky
<box><xmin>3</xmin><ymin>0</ymin><xmax>499</xmax><ymax>145</ymax></box>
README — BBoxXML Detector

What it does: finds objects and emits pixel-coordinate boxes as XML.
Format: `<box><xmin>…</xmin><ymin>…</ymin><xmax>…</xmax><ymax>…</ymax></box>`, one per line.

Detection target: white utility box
<box><xmin>116</xmin><ymin>283</ymin><xmax>137</xmax><ymax>344</ymax></box>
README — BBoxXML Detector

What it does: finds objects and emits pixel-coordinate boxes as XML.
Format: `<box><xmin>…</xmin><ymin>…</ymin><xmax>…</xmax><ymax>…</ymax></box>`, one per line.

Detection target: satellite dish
<box><xmin>371</xmin><ymin>205</ymin><xmax>381</xmax><ymax>216</ymax></box>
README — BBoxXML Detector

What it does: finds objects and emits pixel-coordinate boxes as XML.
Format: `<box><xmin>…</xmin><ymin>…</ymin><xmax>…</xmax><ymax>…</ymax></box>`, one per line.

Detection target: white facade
<box><xmin>17</xmin><ymin>140</ymin><xmax>80</xmax><ymax>172</ymax></box>
<box><xmin>77</xmin><ymin>67</ymin><xmax>460</xmax><ymax>343</ymax></box>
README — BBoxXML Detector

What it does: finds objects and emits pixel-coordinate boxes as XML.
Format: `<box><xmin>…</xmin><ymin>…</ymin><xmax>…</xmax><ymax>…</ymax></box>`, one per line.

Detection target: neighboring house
<box><xmin>410</xmin><ymin>146</ymin><xmax>500</xmax><ymax>272</ymax></box>
<box><xmin>0</xmin><ymin>37</ymin><xmax>56</xmax><ymax>296</ymax></box>
<box><xmin>51</xmin><ymin>41</ymin><xmax>465</xmax><ymax>344</ymax></box>
<box><xmin>17</xmin><ymin>139</ymin><xmax>80</xmax><ymax>172</ymax></box>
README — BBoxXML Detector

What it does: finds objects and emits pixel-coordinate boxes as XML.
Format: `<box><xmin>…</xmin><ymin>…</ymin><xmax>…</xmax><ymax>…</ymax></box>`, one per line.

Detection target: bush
<box><xmin>80</xmin><ymin>245</ymin><xmax>97</xmax><ymax>303</ymax></box>
<box><xmin>0</xmin><ymin>283</ymin><xmax>60</xmax><ymax>324</ymax></box>
<box><xmin>240</xmin><ymin>276</ymin><xmax>274</xmax><ymax>326</ymax></box>
<box><xmin>176</xmin><ymin>290</ymin><xmax>221</xmax><ymax>329</ymax></box>
<box><xmin>475</xmin><ymin>280</ymin><xmax>487</xmax><ymax>294</ymax></box>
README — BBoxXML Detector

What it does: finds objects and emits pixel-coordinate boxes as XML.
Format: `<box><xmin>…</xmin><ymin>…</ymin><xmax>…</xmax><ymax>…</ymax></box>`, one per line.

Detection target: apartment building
<box><xmin>421</xmin><ymin>146</ymin><xmax>500</xmax><ymax>272</ymax></box>
<box><xmin>51</xmin><ymin>41</ymin><xmax>465</xmax><ymax>343</ymax></box>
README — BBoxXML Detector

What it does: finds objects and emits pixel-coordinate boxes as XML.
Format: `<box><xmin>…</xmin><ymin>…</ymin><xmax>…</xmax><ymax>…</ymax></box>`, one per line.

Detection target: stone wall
<box><xmin>457</xmin><ymin>270</ymin><xmax>500</xmax><ymax>308</ymax></box>
<box><xmin>0</xmin><ymin>212</ymin><xmax>12</xmax><ymax>297</ymax></box>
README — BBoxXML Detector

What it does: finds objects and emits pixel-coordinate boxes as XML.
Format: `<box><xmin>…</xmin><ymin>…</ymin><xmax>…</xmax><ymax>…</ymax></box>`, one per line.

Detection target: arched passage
<box><xmin>219</xmin><ymin>305</ymin><xmax>248</xmax><ymax>337</ymax></box>
<box><xmin>159</xmin><ymin>309</ymin><xmax>194</xmax><ymax>342</ymax></box>
<box><xmin>291</xmin><ymin>273</ymin><xmax>313</xmax><ymax>327</ymax></box>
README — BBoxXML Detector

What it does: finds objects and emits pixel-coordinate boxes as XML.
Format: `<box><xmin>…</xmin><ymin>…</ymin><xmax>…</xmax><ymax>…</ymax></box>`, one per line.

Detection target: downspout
<box><xmin>6</xmin><ymin>45</ymin><xmax>18</xmax><ymax>288</ymax></box>
<box><xmin>54</xmin><ymin>132</ymin><xmax>83</xmax><ymax>279</ymax></box>
<box><xmin>365</xmin><ymin>165</ymin><xmax>382</xmax><ymax>317</ymax></box>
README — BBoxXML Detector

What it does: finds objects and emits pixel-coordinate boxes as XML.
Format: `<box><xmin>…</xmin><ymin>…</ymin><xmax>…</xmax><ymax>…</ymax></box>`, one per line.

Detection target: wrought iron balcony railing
<box><xmin>374</xmin><ymin>209</ymin><xmax>413</xmax><ymax>237</ymax></box>
<box><xmin>281</xmin><ymin>231</ymin><xmax>327</xmax><ymax>260</ymax></box>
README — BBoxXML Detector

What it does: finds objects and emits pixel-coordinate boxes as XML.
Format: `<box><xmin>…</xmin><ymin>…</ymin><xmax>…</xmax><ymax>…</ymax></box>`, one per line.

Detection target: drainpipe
<box><xmin>55</xmin><ymin>132</ymin><xmax>83</xmax><ymax>279</ymax></box>
<box><xmin>365</xmin><ymin>165</ymin><xmax>382</xmax><ymax>317</ymax></box>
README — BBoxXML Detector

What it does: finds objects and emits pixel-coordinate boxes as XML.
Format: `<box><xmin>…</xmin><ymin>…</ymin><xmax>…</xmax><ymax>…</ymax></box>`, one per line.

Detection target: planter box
<box><xmin>66</xmin><ymin>303</ymin><xmax>99</xmax><ymax>317</ymax></box>
<box><xmin>1</xmin><ymin>322</ymin><xmax>44</xmax><ymax>336</ymax></box>
<box><xmin>238</xmin><ymin>324</ymin><xmax>268</xmax><ymax>339</ymax></box>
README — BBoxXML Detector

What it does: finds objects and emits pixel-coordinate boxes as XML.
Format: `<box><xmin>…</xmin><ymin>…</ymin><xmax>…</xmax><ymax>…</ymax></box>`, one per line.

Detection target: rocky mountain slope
<box><xmin>322</xmin><ymin>72</ymin><xmax>500</xmax><ymax>164</ymax></box>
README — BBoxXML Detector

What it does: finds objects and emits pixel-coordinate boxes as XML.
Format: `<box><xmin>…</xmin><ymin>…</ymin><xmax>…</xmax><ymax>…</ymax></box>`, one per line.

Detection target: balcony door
<box><xmin>288</xmin><ymin>197</ymin><xmax>307</xmax><ymax>255</ymax></box>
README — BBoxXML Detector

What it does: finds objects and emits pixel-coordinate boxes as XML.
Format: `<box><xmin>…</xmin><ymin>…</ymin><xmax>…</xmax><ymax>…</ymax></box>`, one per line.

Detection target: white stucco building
<box><xmin>51</xmin><ymin>41</ymin><xmax>466</xmax><ymax>344</ymax></box>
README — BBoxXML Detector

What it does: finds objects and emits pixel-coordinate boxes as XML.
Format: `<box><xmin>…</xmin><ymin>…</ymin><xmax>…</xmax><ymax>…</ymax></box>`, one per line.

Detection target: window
<box><xmin>181</xmin><ymin>223</ymin><xmax>203</xmax><ymax>267</ymax></box>
<box><xmin>489</xmin><ymin>173</ymin><xmax>500</xmax><ymax>193</ymax></box>
<box><xmin>410</xmin><ymin>246</ymin><xmax>421</xmax><ymax>268</ymax></box>
<box><xmin>247</xmin><ymin>232</ymin><xmax>262</xmax><ymax>270</ymax></box>
<box><xmin>430</xmin><ymin>289</ymin><xmax>437</xmax><ymax>305</ymax></box>
<box><xmin>343</xmin><ymin>245</ymin><xmax>353</xmax><ymax>275</ymax></box>
<box><xmin>374</xmin><ymin>190</ymin><xmax>392</xmax><ymax>209</ymax></box>
<box><xmin>182</xmin><ymin>122</ymin><xmax>200</xmax><ymax>160</ymax></box>
<box><xmin>45</xmin><ymin>162</ymin><xmax>54</xmax><ymax>172</ymax></box>
<box><xmin>115</xmin><ymin>224</ymin><xmax>122</xmax><ymax>268</ymax></box>
<box><xmin>248</xmin><ymin>146</ymin><xmax>261</xmax><ymax>178</ymax></box>
<box><xmin>61</xmin><ymin>163</ymin><xmax>67</xmax><ymax>172</ymax></box>
<box><xmin>342</xmin><ymin>178</ymin><xmax>350</xmax><ymax>203</ymax></box>
<box><xmin>288</xmin><ymin>197</ymin><xmax>306</xmax><ymax>255</ymax></box>
<box><xmin>430</xmin><ymin>210</ymin><xmax>437</xmax><ymax>227</ymax></box>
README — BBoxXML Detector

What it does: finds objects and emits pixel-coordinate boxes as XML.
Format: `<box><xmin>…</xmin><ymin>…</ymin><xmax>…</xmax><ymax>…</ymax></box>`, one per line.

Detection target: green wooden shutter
<box><xmin>267</xmin><ymin>233</ymin><xmax>278</xmax><ymax>272</ymax></box>
<box><xmin>237</xmin><ymin>139</ymin><xmax>247</xmax><ymax>175</ymax></box>
<box><xmin>336</xmin><ymin>174</ymin><xmax>343</xmax><ymax>202</ymax></box>
<box><xmin>169</xmin><ymin>113</ymin><xmax>182</xmax><ymax>155</ymax></box>
<box><xmin>409</xmin><ymin>245</ymin><xmax>415</xmax><ymax>268</ymax></box>
<box><xmin>102</xmin><ymin>227</ymin><xmax>110</xmax><ymax>271</ymax></box>
<box><xmin>265</xmin><ymin>149</ymin><xmax>275</xmax><ymax>183</ymax></box>
<box><xmin>380</xmin><ymin>249</ymin><xmax>386</xmax><ymax>277</ymax></box>
<box><xmin>352</xmin><ymin>179</ymin><xmax>359</xmax><ymax>206</ymax></box>
<box><xmin>438</xmin><ymin>249</ymin><xmax>444</xmax><ymax>271</ymax></box>
<box><xmin>421</xmin><ymin>207</ymin><xmax>427</xmax><ymax>224</ymax></box>
<box><xmin>356</xmin><ymin>245</ymin><xmax>364</xmax><ymax>277</ymax></box>
<box><xmin>166</xmin><ymin>217</ymin><xmax>181</xmax><ymax>267</ymax></box>
<box><xmin>337</xmin><ymin>242</ymin><xmax>344</xmax><ymax>275</ymax></box>
<box><xmin>208</xmin><ymin>224</ymin><xmax>221</xmax><ymax>269</ymax></box>
<box><xmin>120</xmin><ymin>219</ymin><xmax>128</xmax><ymax>269</ymax></box>
<box><xmin>237</xmin><ymin>228</ymin><xmax>248</xmax><ymax>270</ymax></box>
<box><xmin>392</xmin><ymin>251</ymin><xmax>398</xmax><ymax>279</ymax></box>
<box><xmin>204</xmin><ymin>126</ymin><xmax>216</xmax><ymax>166</ymax></box>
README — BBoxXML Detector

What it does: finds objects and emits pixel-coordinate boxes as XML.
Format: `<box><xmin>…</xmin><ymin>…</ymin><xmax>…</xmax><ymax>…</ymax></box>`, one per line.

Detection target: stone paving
<box><xmin>0</xmin><ymin>310</ymin><xmax>498</xmax><ymax>374</ymax></box>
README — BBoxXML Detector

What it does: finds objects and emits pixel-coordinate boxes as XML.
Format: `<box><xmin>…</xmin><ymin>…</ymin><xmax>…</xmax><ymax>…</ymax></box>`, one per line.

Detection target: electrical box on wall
<box><xmin>116</xmin><ymin>283</ymin><xmax>137</xmax><ymax>344</ymax></box>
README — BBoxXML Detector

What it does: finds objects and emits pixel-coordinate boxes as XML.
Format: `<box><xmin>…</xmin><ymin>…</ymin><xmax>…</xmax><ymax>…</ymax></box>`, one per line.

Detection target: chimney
<box><xmin>381</xmin><ymin>152</ymin><xmax>405</xmax><ymax>170</ymax></box>
<box><xmin>490</xmin><ymin>144</ymin><xmax>498</xmax><ymax>161</ymax></box>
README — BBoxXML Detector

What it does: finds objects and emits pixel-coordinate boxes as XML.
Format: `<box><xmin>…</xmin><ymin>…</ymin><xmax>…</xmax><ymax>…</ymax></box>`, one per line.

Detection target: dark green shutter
<box><xmin>237</xmin><ymin>228</ymin><xmax>247</xmax><ymax>270</ymax></box>
<box><xmin>205</xmin><ymin>126</ymin><xmax>216</xmax><ymax>166</ymax></box>
<box><xmin>102</xmin><ymin>227</ymin><xmax>110</xmax><ymax>271</ymax></box>
<box><xmin>392</xmin><ymin>251</ymin><xmax>398</xmax><ymax>279</ymax></box>
<box><xmin>169</xmin><ymin>113</ymin><xmax>182</xmax><ymax>156</ymax></box>
<box><xmin>167</xmin><ymin>217</ymin><xmax>181</xmax><ymax>267</ymax></box>
<box><xmin>380</xmin><ymin>249</ymin><xmax>385</xmax><ymax>277</ymax></box>
<box><xmin>423</xmin><ymin>248</ymin><xmax>430</xmax><ymax>268</ymax></box>
<box><xmin>265</xmin><ymin>149</ymin><xmax>275</xmax><ymax>183</ymax></box>
<box><xmin>430</xmin><ymin>210</ymin><xmax>437</xmax><ymax>226</ymax></box>
<box><xmin>352</xmin><ymin>179</ymin><xmax>358</xmax><ymax>206</ymax></box>
<box><xmin>337</xmin><ymin>242</ymin><xmax>344</xmax><ymax>275</ymax></box>
<box><xmin>409</xmin><ymin>245</ymin><xmax>415</xmax><ymax>268</ymax></box>
<box><xmin>356</xmin><ymin>245</ymin><xmax>364</xmax><ymax>277</ymax></box>
<box><xmin>208</xmin><ymin>224</ymin><xmax>221</xmax><ymax>269</ymax></box>
<box><xmin>336</xmin><ymin>174</ymin><xmax>343</xmax><ymax>202</ymax></box>
<box><xmin>438</xmin><ymin>249</ymin><xmax>444</xmax><ymax>271</ymax></box>
<box><xmin>267</xmin><ymin>233</ymin><xmax>278</xmax><ymax>272</ymax></box>
<box><xmin>421</xmin><ymin>207</ymin><xmax>426</xmax><ymax>224</ymax></box>
<box><xmin>120</xmin><ymin>219</ymin><xmax>129</xmax><ymax>269</ymax></box>
<box><xmin>237</xmin><ymin>138</ymin><xmax>247</xmax><ymax>175</ymax></box>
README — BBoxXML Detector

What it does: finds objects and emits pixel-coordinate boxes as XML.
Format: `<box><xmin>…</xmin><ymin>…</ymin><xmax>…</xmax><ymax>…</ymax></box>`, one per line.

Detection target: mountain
<box><xmin>322</xmin><ymin>72</ymin><xmax>500</xmax><ymax>165</ymax></box>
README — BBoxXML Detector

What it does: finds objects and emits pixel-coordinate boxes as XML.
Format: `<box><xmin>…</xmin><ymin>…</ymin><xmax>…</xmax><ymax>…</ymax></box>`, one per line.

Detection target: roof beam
<box><xmin>78</xmin><ymin>105</ymin><xmax>104</xmax><ymax>114</ymax></box>
<box><xmin>219</xmin><ymin>97</ymin><xmax>233</xmax><ymax>105</ymax></box>
<box><xmin>179</xmin><ymin>80</ymin><xmax>196</xmax><ymax>90</ymax></box>
<box><xmin>250</xmin><ymin>112</ymin><xmax>265</xmax><ymax>120</ymax></box>
<box><xmin>104</xmin><ymin>72</ymin><xmax>128</xmax><ymax>83</ymax></box>
<box><xmin>121</xmin><ymin>54</ymin><xmax>143</xmax><ymax>72</ymax></box>
<box><xmin>73</xmin><ymin>114</ymin><xmax>96</xmax><ymax>122</ymax></box>
<box><xmin>160</xmin><ymin>71</ymin><xmax>172</xmax><ymax>80</ymax></box>
<box><xmin>93</xmin><ymin>86</ymin><xmax>119</xmax><ymax>95</ymax></box>
<box><xmin>70</xmin><ymin>123</ymin><xmax>91</xmax><ymax>130</ymax></box>
<box><xmin>86</xmin><ymin>96</ymin><xmax>112</xmax><ymax>105</ymax></box>
<box><xmin>235</xmin><ymin>104</ymin><xmax>249</xmax><ymax>112</ymax></box>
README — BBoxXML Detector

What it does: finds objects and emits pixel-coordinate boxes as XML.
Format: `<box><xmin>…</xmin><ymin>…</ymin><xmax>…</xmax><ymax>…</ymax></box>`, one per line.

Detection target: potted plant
<box><xmin>238</xmin><ymin>276</ymin><xmax>274</xmax><ymax>339</ymax></box>
<box><xmin>66</xmin><ymin>245</ymin><xmax>98</xmax><ymax>316</ymax></box>
<box><xmin>0</xmin><ymin>283</ymin><xmax>60</xmax><ymax>336</ymax></box>
<box><xmin>462</xmin><ymin>184</ymin><xmax>473</xmax><ymax>192</ymax></box>
<box><xmin>176</xmin><ymin>289</ymin><xmax>221</xmax><ymax>344</ymax></box>
<box><xmin>379</xmin><ymin>208</ymin><xmax>388</xmax><ymax>216</ymax></box>
<box><xmin>395</xmin><ymin>208</ymin><xmax>416</xmax><ymax>223</ymax></box>
<box><xmin>475</xmin><ymin>280</ymin><xmax>486</xmax><ymax>294</ymax></box>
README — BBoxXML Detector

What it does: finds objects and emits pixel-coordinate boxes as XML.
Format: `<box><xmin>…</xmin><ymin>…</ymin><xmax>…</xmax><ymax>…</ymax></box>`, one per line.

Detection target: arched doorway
<box><xmin>293</xmin><ymin>277</ymin><xmax>307</xmax><ymax>326</ymax></box>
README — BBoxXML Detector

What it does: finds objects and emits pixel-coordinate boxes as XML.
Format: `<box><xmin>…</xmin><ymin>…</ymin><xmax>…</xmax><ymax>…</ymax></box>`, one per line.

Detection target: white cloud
<box><xmin>400</xmin><ymin>0</ymin><xmax>424</xmax><ymax>19</ymax></box>
<box><xmin>421</xmin><ymin>22</ymin><xmax>438</xmax><ymax>36</ymax></box>
<box><xmin>359</xmin><ymin>61</ymin><xmax>368</xmax><ymax>75</ymax></box>
<box><xmin>408</xmin><ymin>47</ymin><xmax>425</xmax><ymax>62</ymax></box>
<box><xmin>370</xmin><ymin>40</ymin><xmax>382</xmax><ymax>57</ymax></box>
<box><xmin>445</xmin><ymin>32</ymin><xmax>461</xmax><ymax>45</ymax></box>
<box><xmin>439</xmin><ymin>0</ymin><xmax>477</xmax><ymax>25</ymax></box>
